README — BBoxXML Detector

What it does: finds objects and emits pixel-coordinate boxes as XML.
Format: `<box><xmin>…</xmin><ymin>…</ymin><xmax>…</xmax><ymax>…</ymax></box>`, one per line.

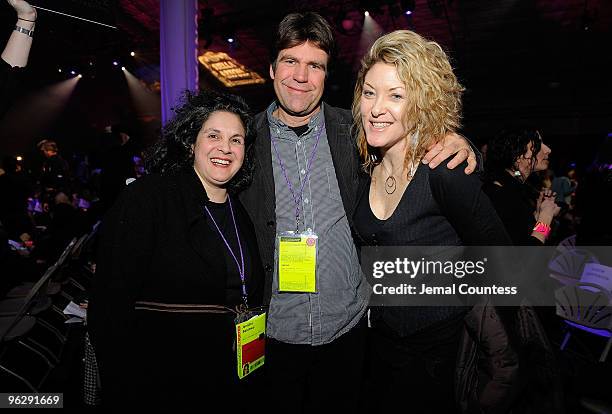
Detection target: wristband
<box><xmin>14</xmin><ymin>25</ymin><xmax>34</xmax><ymax>37</ymax></box>
<box><xmin>533</xmin><ymin>221</ymin><xmax>551</xmax><ymax>239</ymax></box>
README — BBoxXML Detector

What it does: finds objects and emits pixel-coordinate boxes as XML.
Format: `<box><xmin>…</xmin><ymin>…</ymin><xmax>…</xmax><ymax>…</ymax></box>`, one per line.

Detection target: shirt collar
<box><xmin>266</xmin><ymin>101</ymin><xmax>325</xmax><ymax>139</ymax></box>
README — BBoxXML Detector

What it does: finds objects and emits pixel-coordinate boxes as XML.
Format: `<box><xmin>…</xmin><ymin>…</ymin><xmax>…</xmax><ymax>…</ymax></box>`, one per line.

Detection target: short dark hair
<box><xmin>485</xmin><ymin>128</ymin><xmax>543</xmax><ymax>176</ymax></box>
<box><xmin>271</xmin><ymin>12</ymin><xmax>335</xmax><ymax>71</ymax></box>
<box><xmin>146</xmin><ymin>90</ymin><xmax>255</xmax><ymax>194</ymax></box>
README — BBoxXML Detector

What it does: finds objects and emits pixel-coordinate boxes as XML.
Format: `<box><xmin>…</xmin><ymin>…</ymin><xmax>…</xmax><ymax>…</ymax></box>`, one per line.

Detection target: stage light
<box><xmin>70</xmin><ymin>70</ymin><xmax>76</xmax><ymax>75</ymax></box>
<box><xmin>58</xmin><ymin>68</ymin><xmax>62</xmax><ymax>73</ymax></box>
<box><xmin>364</xmin><ymin>11</ymin><xmax>369</xmax><ymax>16</ymax></box>
<box><xmin>401</xmin><ymin>0</ymin><xmax>416</xmax><ymax>15</ymax></box>
<box><xmin>16</xmin><ymin>156</ymin><xmax>23</xmax><ymax>161</ymax></box>
<box><xmin>227</xmin><ymin>37</ymin><xmax>234</xmax><ymax>43</ymax></box>
<box><xmin>121</xmin><ymin>66</ymin><xmax>126</xmax><ymax>71</ymax></box>
<box><xmin>130</xmin><ymin>51</ymin><xmax>135</xmax><ymax>57</ymax></box>
<box><xmin>77</xmin><ymin>74</ymin><xmax>83</xmax><ymax>78</ymax></box>
<box><xmin>113</xmin><ymin>61</ymin><xmax>119</xmax><ymax>66</ymax></box>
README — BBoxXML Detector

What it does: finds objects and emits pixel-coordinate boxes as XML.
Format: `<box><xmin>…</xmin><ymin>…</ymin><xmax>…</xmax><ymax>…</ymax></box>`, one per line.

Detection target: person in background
<box><xmin>552</xmin><ymin>166</ymin><xmax>577</xmax><ymax>208</ymax></box>
<box><xmin>0</xmin><ymin>155</ymin><xmax>33</xmax><ymax>242</ymax></box>
<box><xmin>483</xmin><ymin>129</ymin><xmax>560</xmax><ymax>245</ymax></box>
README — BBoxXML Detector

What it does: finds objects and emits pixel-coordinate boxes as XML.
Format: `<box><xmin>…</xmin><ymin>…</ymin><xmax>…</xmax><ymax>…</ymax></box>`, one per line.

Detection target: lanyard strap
<box><xmin>204</xmin><ymin>196</ymin><xmax>248</xmax><ymax>307</ymax></box>
<box><xmin>270</xmin><ymin>120</ymin><xmax>325</xmax><ymax>230</ymax></box>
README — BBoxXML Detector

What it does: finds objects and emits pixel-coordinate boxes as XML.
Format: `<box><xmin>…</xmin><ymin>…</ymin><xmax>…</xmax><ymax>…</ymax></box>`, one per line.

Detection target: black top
<box><xmin>353</xmin><ymin>158</ymin><xmax>511</xmax><ymax>336</ymax></box>
<box><xmin>0</xmin><ymin>58</ymin><xmax>23</xmax><ymax>118</ymax></box>
<box><xmin>482</xmin><ymin>172</ymin><xmax>542</xmax><ymax>245</ymax></box>
<box><xmin>289</xmin><ymin>124</ymin><xmax>309</xmax><ymax>137</ymax></box>
<box><xmin>205</xmin><ymin>199</ymin><xmax>252</xmax><ymax>306</ymax></box>
<box><xmin>354</xmin><ymin>160</ymin><xmax>510</xmax><ymax>247</ymax></box>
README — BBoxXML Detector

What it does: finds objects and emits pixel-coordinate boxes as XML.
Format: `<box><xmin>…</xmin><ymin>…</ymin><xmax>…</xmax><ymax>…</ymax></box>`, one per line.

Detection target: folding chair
<box><xmin>555</xmin><ymin>282</ymin><xmax>612</xmax><ymax>362</ymax></box>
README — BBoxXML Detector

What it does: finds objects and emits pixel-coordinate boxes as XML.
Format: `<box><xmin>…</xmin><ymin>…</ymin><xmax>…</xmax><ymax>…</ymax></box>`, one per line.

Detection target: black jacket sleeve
<box><xmin>0</xmin><ymin>58</ymin><xmax>24</xmax><ymax>118</ymax></box>
<box><xmin>88</xmin><ymin>179</ymin><xmax>157</xmax><ymax>404</ymax></box>
<box><xmin>428</xmin><ymin>159</ymin><xmax>511</xmax><ymax>246</ymax></box>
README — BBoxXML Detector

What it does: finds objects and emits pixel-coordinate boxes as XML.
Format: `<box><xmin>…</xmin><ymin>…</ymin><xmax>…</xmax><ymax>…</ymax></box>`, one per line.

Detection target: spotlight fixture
<box><xmin>58</xmin><ymin>68</ymin><xmax>62</xmax><ymax>73</ymax></box>
<box><xmin>16</xmin><ymin>156</ymin><xmax>23</xmax><ymax>161</ymax></box>
<box><xmin>364</xmin><ymin>11</ymin><xmax>370</xmax><ymax>16</ymax></box>
<box><xmin>77</xmin><ymin>74</ymin><xmax>83</xmax><ymax>78</ymax></box>
<box><xmin>227</xmin><ymin>37</ymin><xmax>234</xmax><ymax>43</ymax></box>
<box><xmin>70</xmin><ymin>70</ymin><xmax>76</xmax><ymax>75</ymax></box>
<box><xmin>401</xmin><ymin>0</ymin><xmax>416</xmax><ymax>15</ymax></box>
<box><xmin>130</xmin><ymin>51</ymin><xmax>135</xmax><ymax>57</ymax></box>
<box><xmin>121</xmin><ymin>66</ymin><xmax>126</xmax><ymax>71</ymax></box>
<box><xmin>113</xmin><ymin>61</ymin><xmax>118</xmax><ymax>66</ymax></box>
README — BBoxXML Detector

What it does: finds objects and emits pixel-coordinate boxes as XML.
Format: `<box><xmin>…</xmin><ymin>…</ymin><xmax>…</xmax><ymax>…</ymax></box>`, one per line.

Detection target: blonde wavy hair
<box><xmin>351</xmin><ymin>30</ymin><xmax>465</xmax><ymax>174</ymax></box>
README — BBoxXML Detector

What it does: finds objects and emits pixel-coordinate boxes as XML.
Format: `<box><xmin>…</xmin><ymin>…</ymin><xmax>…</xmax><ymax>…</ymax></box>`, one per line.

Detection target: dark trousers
<box><xmin>265</xmin><ymin>318</ymin><xmax>367</xmax><ymax>412</ymax></box>
<box><xmin>365</xmin><ymin>314</ymin><xmax>464</xmax><ymax>414</ymax></box>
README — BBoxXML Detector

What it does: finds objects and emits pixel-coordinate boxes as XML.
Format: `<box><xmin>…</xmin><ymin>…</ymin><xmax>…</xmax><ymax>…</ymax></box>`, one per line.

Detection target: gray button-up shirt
<box><xmin>266</xmin><ymin>102</ymin><xmax>369</xmax><ymax>345</ymax></box>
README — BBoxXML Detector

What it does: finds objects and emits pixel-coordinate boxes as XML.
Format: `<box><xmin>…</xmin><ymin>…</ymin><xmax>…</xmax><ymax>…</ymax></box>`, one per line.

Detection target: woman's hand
<box><xmin>537</xmin><ymin>195</ymin><xmax>560</xmax><ymax>224</ymax></box>
<box><xmin>7</xmin><ymin>0</ymin><xmax>36</xmax><ymax>21</ymax></box>
<box><xmin>422</xmin><ymin>132</ymin><xmax>477</xmax><ymax>174</ymax></box>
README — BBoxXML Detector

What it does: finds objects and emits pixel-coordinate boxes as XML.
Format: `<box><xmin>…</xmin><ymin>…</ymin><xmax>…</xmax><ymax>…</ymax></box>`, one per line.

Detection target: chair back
<box><xmin>555</xmin><ymin>282</ymin><xmax>612</xmax><ymax>330</ymax></box>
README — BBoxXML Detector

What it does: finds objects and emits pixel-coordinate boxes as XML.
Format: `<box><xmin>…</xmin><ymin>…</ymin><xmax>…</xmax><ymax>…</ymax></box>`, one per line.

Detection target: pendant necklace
<box><xmin>380</xmin><ymin>162</ymin><xmax>400</xmax><ymax>195</ymax></box>
<box><xmin>380</xmin><ymin>160</ymin><xmax>417</xmax><ymax>195</ymax></box>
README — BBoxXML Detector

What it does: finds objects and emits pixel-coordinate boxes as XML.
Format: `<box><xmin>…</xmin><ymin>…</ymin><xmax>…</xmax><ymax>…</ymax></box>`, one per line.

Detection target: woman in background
<box><xmin>483</xmin><ymin>128</ymin><xmax>560</xmax><ymax>245</ymax></box>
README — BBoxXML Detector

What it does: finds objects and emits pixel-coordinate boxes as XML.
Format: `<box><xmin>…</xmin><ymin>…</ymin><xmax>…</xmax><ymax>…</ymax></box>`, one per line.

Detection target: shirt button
<box><xmin>300</xmin><ymin>169</ymin><xmax>306</xmax><ymax>175</ymax></box>
<box><xmin>314</xmin><ymin>126</ymin><xmax>318</xmax><ymax>131</ymax></box>
<box><xmin>265</xmin><ymin>264</ymin><xmax>273</xmax><ymax>272</ymax></box>
<box><xmin>304</xmin><ymin>198</ymin><xmax>309</xmax><ymax>204</ymax></box>
<box><xmin>297</xmin><ymin>141</ymin><xmax>302</xmax><ymax>146</ymax></box>
<box><xmin>267</xmin><ymin>220</ymin><xmax>275</xmax><ymax>227</ymax></box>
<box><xmin>276</xmin><ymin>128</ymin><xmax>280</xmax><ymax>134</ymax></box>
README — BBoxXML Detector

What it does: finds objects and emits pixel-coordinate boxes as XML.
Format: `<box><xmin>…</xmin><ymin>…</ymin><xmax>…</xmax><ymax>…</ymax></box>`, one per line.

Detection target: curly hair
<box><xmin>485</xmin><ymin>128</ymin><xmax>543</xmax><ymax>178</ymax></box>
<box><xmin>351</xmin><ymin>30</ymin><xmax>464</xmax><ymax>173</ymax></box>
<box><xmin>146</xmin><ymin>90</ymin><xmax>255</xmax><ymax>194</ymax></box>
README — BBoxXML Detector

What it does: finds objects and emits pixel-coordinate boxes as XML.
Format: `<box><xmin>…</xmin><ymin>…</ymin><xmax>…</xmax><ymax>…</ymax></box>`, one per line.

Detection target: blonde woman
<box><xmin>351</xmin><ymin>31</ymin><xmax>510</xmax><ymax>411</ymax></box>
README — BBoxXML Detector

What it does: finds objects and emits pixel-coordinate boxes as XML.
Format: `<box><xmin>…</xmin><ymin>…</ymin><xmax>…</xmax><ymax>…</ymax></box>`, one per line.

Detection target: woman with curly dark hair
<box><xmin>88</xmin><ymin>90</ymin><xmax>265</xmax><ymax>408</ymax></box>
<box><xmin>483</xmin><ymin>128</ymin><xmax>560</xmax><ymax>245</ymax></box>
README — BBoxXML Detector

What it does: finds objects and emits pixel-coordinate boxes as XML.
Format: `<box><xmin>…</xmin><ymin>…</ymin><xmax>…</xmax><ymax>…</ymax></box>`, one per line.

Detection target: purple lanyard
<box><xmin>204</xmin><ymin>196</ymin><xmax>248</xmax><ymax>308</ymax></box>
<box><xmin>270</xmin><ymin>120</ymin><xmax>325</xmax><ymax>231</ymax></box>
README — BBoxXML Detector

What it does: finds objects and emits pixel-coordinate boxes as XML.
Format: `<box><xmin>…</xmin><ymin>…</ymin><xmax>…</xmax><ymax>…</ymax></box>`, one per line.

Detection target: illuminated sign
<box><xmin>198</xmin><ymin>51</ymin><xmax>265</xmax><ymax>87</ymax></box>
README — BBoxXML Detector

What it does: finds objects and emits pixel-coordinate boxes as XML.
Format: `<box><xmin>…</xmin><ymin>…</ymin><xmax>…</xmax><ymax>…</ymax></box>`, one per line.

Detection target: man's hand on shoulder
<box><xmin>422</xmin><ymin>132</ymin><xmax>477</xmax><ymax>174</ymax></box>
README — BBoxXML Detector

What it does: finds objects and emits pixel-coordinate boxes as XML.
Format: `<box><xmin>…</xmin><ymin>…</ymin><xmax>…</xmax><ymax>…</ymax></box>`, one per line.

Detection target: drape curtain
<box><xmin>160</xmin><ymin>0</ymin><xmax>198</xmax><ymax>125</ymax></box>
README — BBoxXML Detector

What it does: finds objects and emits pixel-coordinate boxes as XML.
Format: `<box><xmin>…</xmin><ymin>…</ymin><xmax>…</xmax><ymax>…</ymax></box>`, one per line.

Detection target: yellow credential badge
<box><xmin>277</xmin><ymin>233</ymin><xmax>318</xmax><ymax>293</ymax></box>
<box><xmin>236</xmin><ymin>312</ymin><xmax>266</xmax><ymax>379</ymax></box>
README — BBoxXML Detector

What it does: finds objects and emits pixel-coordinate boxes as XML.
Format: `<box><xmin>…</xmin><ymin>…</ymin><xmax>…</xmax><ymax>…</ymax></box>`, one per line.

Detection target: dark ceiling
<box><xmin>0</xmin><ymin>0</ymin><xmax>611</xmax><ymax>159</ymax></box>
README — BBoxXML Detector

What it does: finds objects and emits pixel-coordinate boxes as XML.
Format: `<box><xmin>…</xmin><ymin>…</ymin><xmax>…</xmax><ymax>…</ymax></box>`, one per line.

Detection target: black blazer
<box><xmin>88</xmin><ymin>169</ymin><xmax>263</xmax><ymax>407</ymax></box>
<box><xmin>239</xmin><ymin>103</ymin><xmax>360</xmax><ymax>303</ymax></box>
